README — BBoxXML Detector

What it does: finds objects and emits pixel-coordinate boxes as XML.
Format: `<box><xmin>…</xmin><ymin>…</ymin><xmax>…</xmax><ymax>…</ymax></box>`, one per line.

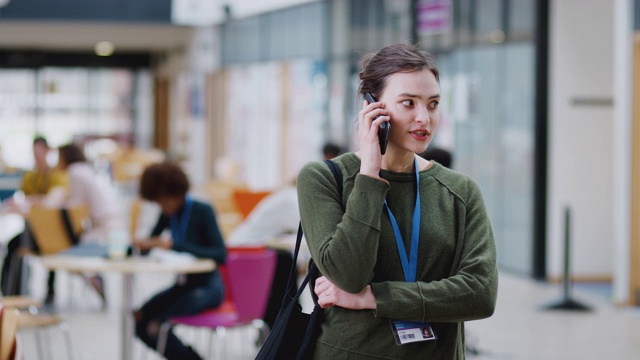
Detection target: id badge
<box><xmin>389</xmin><ymin>320</ymin><xmax>436</xmax><ymax>345</ymax></box>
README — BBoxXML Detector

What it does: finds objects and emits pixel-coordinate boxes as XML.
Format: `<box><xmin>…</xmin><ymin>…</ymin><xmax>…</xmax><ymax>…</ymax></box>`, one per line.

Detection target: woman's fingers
<box><xmin>314</xmin><ymin>276</ymin><xmax>334</xmax><ymax>296</ymax></box>
<box><xmin>359</xmin><ymin>101</ymin><xmax>387</xmax><ymax>128</ymax></box>
<box><xmin>315</xmin><ymin>276</ymin><xmax>337</xmax><ymax>308</ymax></box>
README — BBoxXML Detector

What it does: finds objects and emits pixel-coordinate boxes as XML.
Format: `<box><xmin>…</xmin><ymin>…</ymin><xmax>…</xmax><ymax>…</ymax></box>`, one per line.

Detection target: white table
<box><xmin>39</xmin><ymin>255</ymin><xmax>216</xmax><ymax>360</ymax></box>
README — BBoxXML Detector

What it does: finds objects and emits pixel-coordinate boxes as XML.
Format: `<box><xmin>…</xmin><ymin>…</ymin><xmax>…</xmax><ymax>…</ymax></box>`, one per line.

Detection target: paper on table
<box><xmin>148</xmin><ymin>248</ymin><xmax>196</xmax><ymax>264</ymax></box>
<box><xmin>62</xmin><ymin>243</ymin><xmax>109</xmax><ymax>258</ymax></box>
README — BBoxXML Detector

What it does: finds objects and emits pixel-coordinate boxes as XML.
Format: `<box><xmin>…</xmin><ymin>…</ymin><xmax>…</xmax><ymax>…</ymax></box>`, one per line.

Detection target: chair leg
<box><xmin>59</xmin><ymin>321</ymin><xmax>75</xmax><ymax>360</ymax></box>
<box><xmin>156</xmin><ymin>322</ymin><xmax>173</xmax><ymax>356</ymax></box>
<box><xmin>34</xmin><ymin>327</ymin><xmax>46</xmax><ymax>360</ymax></box>
<box><xmin>207</xmin><ymin>331</ymin><xmax>214</xmax><ymax>360</ymax></box>
<box><xmin>253</xmin><ymin>319</ymin><xmax>270</xmax><ymax>348</ymax></box>
<box><xmin>45</xmin><ymin>326</ymin><xmax>54</xmax><ymax>360</ymax></box>
<box><xmin>67</xmin><ymin>272</ymin><xmax>74</xmax><ymax>309</ymax></box>
<box><xmin>215</xmin><ymin>326</ymin><xmax>226</xmax><ymax>360</ymax></box>
<box><xmin>20</xmin><ymin>254</ymin><xmax>31</xmax><ymax>296</ymax></box>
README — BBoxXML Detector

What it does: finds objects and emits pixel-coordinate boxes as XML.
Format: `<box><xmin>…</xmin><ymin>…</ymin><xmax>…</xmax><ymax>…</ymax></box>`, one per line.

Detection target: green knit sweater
<box><xmin>297</xmin><ymin>153</ymin><xmax>498</xmax><ymax>360</ymax></box>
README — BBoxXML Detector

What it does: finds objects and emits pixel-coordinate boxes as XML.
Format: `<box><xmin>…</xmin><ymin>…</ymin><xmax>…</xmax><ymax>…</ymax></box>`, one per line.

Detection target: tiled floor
<box><xmin>17</xmin><ymin>267</ymin><xmax>640</xmax><ymax>360</ymax></box>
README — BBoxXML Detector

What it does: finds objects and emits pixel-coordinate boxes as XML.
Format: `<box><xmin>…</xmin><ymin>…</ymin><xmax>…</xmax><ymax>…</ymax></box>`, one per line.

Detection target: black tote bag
<box><xmin>255</xmin><ymin>159</ymin><xmax>342</xmax><ymax>360</ymax></box>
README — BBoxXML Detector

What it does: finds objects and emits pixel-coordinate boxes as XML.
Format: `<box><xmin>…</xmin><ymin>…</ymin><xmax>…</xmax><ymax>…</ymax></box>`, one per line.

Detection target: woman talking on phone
<box><xmin>296</xmin><ymin>43</ymin><xmax>498</xmax><ymax>359</ymax></box>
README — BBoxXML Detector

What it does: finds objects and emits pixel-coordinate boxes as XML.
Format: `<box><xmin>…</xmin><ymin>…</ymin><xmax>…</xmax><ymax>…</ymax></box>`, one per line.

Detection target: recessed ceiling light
<box><xmin>95</xmin><ymin>41</ymin><xmax>115</xmax><ymax>56</ymax></box>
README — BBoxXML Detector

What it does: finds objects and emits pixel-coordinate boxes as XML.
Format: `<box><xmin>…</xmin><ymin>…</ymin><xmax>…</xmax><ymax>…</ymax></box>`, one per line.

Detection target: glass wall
<box><xmin>221</xmin><ymin>1</ymin><xmax>329</xmax><ymax>64</ymax></box>
<box><xmin>344</xmin><ymin>0</ymin><xmax>414</xmax><ymax>144</ymax></box>
<box><xmin>220</xmin><ymin>2</ymin><xmax>330</xmax><ymax>188</ymax></box>
<box><xmin>418</xmin><ymin>0</ymin><xmax>538</xmax><ymax>275</ymax></box>
<box><xmin>0</xmin><ymin>67</ymin><xmax>148</xmax><ymax>169</ymax></box>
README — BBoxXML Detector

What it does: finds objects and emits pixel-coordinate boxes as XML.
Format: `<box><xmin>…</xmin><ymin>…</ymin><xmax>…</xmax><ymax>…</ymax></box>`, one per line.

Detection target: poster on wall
<box><xmin>225</xmin><ymin>63</ymin><xmax>282</xmax><ymax>190</ymax></box>
<box><xmin>417</xmin><ymin>0</ymin><xmax>452</xmax><ymax>36</ymax></box>
<box><xmin>284</xmin><ymin>60</ymin><xmax>328</xmax><ymax>182</ymax></box>
<box><xmin>223</xmin><ymin>59</ymin><xmax>327</xmax><ymax>190</ymax></box>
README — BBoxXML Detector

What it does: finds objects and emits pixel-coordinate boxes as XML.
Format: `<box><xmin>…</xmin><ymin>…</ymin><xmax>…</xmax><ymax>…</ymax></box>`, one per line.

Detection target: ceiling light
<box><xmin>95</xmin><ymin>41</ymin><xmax>115</xmax><ymax>56</ymax></box>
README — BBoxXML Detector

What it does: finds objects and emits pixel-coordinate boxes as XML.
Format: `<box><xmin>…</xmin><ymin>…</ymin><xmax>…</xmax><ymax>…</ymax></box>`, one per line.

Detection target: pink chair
<box><xmin>156</xmin><ymin>249</ymin><xmax>277</xmax><ymax>359</ymax></box>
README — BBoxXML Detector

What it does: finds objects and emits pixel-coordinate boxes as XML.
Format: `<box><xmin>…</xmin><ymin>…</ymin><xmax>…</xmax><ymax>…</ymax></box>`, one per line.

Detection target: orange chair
<box><xmin>232</xmin><ymin>190</ymin><xmax>272</xmax><ymax>220</ymax></box>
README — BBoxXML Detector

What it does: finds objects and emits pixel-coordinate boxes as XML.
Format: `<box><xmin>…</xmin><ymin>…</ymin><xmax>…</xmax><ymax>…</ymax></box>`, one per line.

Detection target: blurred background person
<box><xmin>1</xmin><ymin>136</ymin><xmax>68</xmax><ymax>298</ymax></box>
<box><xmin>3</xmin><ymin>136</ymin><xmax>68</xmax><ymax>210</ymax></box>
<box><xmin>226</xmin><ymin>178</ymin><xmax>299</xmax><ymax>247</ymax></box>
<box><xmin>53</xmin><ymin>142</ymin><xmax>122</xmax><ymax>306</ymax></box>
<box><xmin>226</xmin><ymin>145</ymin><xmax>342</xmax><ymax>329</ymax></box>
<box><xmin>22</xmin><ymin>137</ymin><xmax>68</xmax><ymax>201</ymax></box>
<box><xmin>226</xmin><ymin>178</ymin><xmax>299</xmax><ymax>329</ymax></box>
<box><xmin>418</xmin><ymin>146</ymin><xmax>453</xmax><ymax>169</ymax></box>
<box><xmin>133</xmin><ymin>162</ymin><xmax>227</xmax><ymax>360</ymax></box>
<box><xmin>56</xmin><ymin>143</ymin><xmax>121</xmax><ymax>240</ymax></box>
<box><xmin>322</xmin><ymin>142</ymin><xmax>343</xmax><ymax>160</ymax></box>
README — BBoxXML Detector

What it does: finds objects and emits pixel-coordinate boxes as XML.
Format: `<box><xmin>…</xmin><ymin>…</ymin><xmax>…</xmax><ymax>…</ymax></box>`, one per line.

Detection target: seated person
<box><xmin>227</xmin><ymin>179</ymin><xmax>299</xmax><ymax>246</ymax></box>
<box><xmin>133</xmin><ymin>162</ymin><xmax>227</xmax><ymax>360</ymax></box>
<box><xmin>227</xmin><ymin>179</ymin><xmax>300</xmax><ymax>329</ymax></box>
<box><xmin>51</xmin><ymin>143</ymin><xmax>122</xmax><ymax>306</ymax></box>
<box><xmin>1</xmin><ymin>136</ymin><xmax>68</xmax><ymax>299</ymax></box>
<box><xmin>56</xmin><ymin>143</ymin><xmax>121</xmax><ymax>243</ymax></box>
<box><xmin>227</xmin><ymin>144</ymin><xmax>343</xmax><ymax>328</ymax></box>
<box><xmin>20</xmin><ymin>136</ymin><xmax>68</xmax><ymax>203</ymax></box>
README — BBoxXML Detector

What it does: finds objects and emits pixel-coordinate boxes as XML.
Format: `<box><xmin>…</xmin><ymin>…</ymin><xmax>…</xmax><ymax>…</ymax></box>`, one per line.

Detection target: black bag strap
<box><xmin>324</xmin><ymin>159</ymin><xmax>344</xmax><ymax>208</ymax></box>
<box><xmin>60</xmin><ymin>208</ymin><xmax>80</xmax><ymax>245</ymax></box>
<box><xmin>284</xmin><ymin>159</ymin><xmax>343</xmax><ymax>303</ymax></box>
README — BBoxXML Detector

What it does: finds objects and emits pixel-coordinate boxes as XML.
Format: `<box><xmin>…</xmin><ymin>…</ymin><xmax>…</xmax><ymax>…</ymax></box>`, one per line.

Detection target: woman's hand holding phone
<box><xmin>359</xmin><ymin>94</ymin><xmax>390</xmax><ymax>177</ymax></box>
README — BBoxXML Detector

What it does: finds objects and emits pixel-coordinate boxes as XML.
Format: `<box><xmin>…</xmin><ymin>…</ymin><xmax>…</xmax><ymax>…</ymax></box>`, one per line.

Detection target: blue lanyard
<box><xmin>170</xmin><ymin>196</ymin><xmax>193</xmax><ymax>244</ymax></box>
<box><xmin>383</xmin><ymin>157</ymin><xmax>421</xmax><ymax>282</ymax></box>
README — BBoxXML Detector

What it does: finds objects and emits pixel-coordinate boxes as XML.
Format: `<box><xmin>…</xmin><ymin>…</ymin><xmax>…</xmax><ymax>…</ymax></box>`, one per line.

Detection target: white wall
<box><xmin>548</xmin><ymin>0</ymin><xmax>615</xmax><ymax>279</ymax></box>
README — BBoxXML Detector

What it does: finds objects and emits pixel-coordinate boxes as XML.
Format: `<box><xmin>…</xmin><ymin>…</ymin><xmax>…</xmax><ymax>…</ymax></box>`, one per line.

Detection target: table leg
<box><xmin>122</xmin><ymin>273</ymin><xmax>134</xmax><ymax>360</ymax></box>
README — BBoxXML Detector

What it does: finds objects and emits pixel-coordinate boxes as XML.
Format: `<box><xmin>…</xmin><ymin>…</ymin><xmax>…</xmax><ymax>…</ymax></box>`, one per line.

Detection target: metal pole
<box><xmin>563</xmin><ymin>207</ymin><xmax>570</xmax><ymax>298</ymax></box>
<box><xmin>122</xmin><ymin>274</ymin><xmax>134</xmax><ymax>360</ymax></box>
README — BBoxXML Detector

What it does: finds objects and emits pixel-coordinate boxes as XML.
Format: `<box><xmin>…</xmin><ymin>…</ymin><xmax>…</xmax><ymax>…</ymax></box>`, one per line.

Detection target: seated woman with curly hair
<box><xmin>133</xmin><ymin>161</ymin><xmax>227</xmax><ymax>360</ymax></box>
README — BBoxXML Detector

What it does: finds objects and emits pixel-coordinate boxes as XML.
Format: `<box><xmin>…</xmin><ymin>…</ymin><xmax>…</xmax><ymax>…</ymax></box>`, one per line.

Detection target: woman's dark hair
<box><xmin>58</xmin><ymin>143</ymin><xmax>86</xmax><ymax>166</ymax></box>
<box><xmin>33</xmin><ymin>136</ymin><xmax>48</xmax><ymax>148</ymax></box>
<box><xmin>139</xmin><ymin>162</ymin><xmax>190</xmax><ymax>201</ymax></box>
<box><xmin>358</xmin><ymin>43</ymin><xmax>440</xmax><ymax>99</ymax></box>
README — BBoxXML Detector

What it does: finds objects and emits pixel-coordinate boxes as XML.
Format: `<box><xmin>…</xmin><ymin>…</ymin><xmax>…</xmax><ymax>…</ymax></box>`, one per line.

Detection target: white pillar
<box><xmin>612</xmin><ymin>0</ymin><xmax>633</xmax><ymax>304</ymax></box>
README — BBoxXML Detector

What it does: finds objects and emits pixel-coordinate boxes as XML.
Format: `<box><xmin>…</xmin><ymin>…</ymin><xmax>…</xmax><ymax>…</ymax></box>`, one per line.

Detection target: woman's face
<box><xmin>156</xmin><ymin>195</ymin><xmax>185</xmax><ymax>215</ymax></box>
<box><xmin>33</xmin><ymin>142</ymin><xmax>49</xmax><ymax>165</ymax></box>
<box><xmin>378</xmin><ymin>69</ymin><xmax>440</xmax><ymax>155</ymax></box>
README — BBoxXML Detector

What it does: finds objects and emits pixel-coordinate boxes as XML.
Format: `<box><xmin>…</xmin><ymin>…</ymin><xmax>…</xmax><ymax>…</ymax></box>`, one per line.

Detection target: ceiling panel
<box><xmin>0</xmin><ymin>22</ymin><xmax>193</xmax><ymax>52</ymax></box>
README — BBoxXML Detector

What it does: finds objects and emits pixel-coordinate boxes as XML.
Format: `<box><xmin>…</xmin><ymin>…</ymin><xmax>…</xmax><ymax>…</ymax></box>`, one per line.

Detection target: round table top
<box><xmin>38</xmin><ymin>255</ymin><xmax>216</xmax><ymax>274</ymax></box>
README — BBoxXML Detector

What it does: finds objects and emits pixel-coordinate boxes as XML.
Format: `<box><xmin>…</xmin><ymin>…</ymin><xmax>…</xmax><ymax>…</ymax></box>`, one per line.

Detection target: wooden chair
<box><xmin>0</xmin><ymin>305</ymin><xmax>20</xmax><ymax>360</ymax></box>
<box><xmin>17</xmin><ymin>311</ymin><xmax>73</xmax><ymax>360</ymax></box>
<box><xmin>26</xmin><ymin>205</ymin><xmax>87</xmax><ymax>255</ymax></box>
<box><xmin>0</xmin><ymin>297</ymin><xmax>73</xmax><ymax>360</ymax></box>
<box><xmin>22</xmin><ymin>206</ymin><xmax>92</xmax><ymax>309</ymax></box>
<box><xmin>129</xmin><ymin>198</ymin><xmax>142</xmax><ymax>242</ymax></box>
<box><xmin>108</xmin><ymin>147</ymin><xmax>165</xmax><ymax>185</ymax></box>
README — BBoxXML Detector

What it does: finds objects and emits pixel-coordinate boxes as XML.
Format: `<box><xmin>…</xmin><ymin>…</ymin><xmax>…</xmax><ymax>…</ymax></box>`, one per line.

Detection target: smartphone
<box><xmin>364</xmin><ymin>92</ymin><xmax>391</xmax><ymax>155</ymax></box>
